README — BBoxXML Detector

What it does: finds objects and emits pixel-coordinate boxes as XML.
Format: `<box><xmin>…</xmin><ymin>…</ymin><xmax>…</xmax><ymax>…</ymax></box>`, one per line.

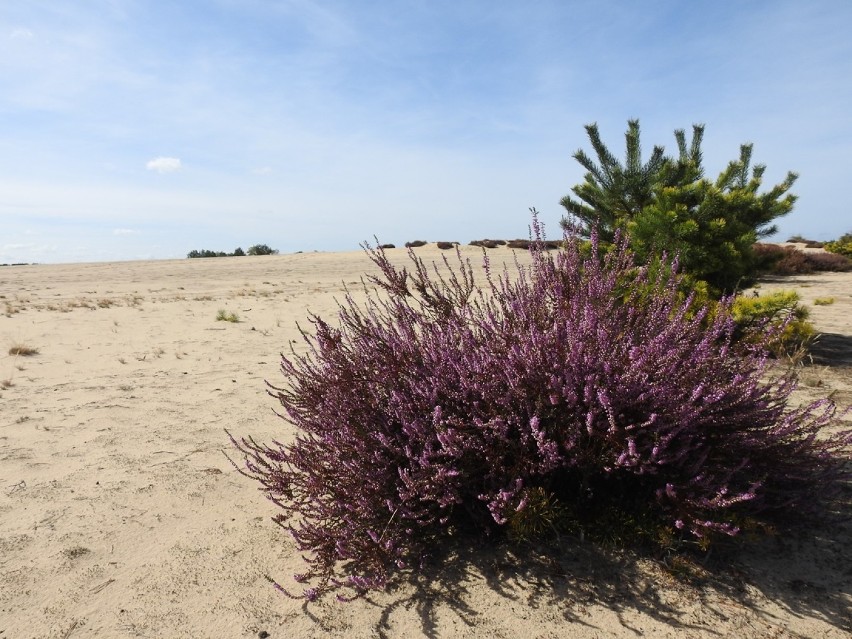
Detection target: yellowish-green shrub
<box><xmin>824</xmin><ymin>233</ymin><xmax>852</xmax><ymax>258</ymax></box>
<box><xmin>732</xmin><ymin>291</ymin><xmax>814</xmax><ymax>355</ymax></box>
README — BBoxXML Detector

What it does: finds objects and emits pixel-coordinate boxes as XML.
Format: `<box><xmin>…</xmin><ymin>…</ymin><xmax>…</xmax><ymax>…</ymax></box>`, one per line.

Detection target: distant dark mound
<box><xmin>469</xmin><ymin>239</ymin><xmax>500</xmax><ymax>249</ymax></box>
<box><xmin>507</xmin><ymin>239</ymin><xmax>562</xmax><ymax>250</ymax></box>
<box><xmin>787</xmin><ymin>235</ymin><xmax>825</xmax><ymax>249</ymax></box>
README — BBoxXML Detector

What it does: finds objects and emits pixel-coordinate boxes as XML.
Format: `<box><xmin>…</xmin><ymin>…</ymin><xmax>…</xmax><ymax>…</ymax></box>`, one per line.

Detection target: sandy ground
<box><xmin>1</xmin><ymin>246</ymin><xmax>850</xmax><ymax>638</ymax></box>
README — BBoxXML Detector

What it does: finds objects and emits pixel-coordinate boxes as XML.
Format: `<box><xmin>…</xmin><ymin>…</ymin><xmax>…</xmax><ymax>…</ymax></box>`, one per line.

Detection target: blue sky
<box><xmin>2</xmin><ymin>0</ymin><xmax>850</xmax><ymax>263</ymax></box>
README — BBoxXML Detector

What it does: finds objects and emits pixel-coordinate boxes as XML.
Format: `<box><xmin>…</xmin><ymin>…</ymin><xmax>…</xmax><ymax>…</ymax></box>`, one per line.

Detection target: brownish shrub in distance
<box><xmin>508</xmin><ymin>239</ymin><xmax>561</xmax><ymax>250</ymax></box>
<box><xmin>436</xmin><ymin>242</ymin><xmax>458</xmax><ymax>250</ymax></box>
<box><xmin>806</xmin><ymin>251</ymin><xmax>852</xmax><ymax>272</ymax></box>
<box><xmin>405</xmin><ymin>240</ymin><xmax>428</xmax><ymax>248</ymax></box>
<box><xmin>753</xmin><ymin>243</ymin><xmax>852</xmax><ymax>275</ymax></box>
<box><xmin>774</xmin><ymin>247</ymin><xmax>811</xmax><ymax>275</ymax></box>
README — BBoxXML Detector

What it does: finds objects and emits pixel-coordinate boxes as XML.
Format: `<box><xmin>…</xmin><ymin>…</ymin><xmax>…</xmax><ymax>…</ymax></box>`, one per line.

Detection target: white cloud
<box><xmin>113</xmin><ymin>228</ymin><xmax>139</xmax><ymax>236</ymax></box>
<box><xmin>10</xmin><ymin>28</ymin><xmax>34</xmax><ymax>40</ymax></box>
<box><xmin>146</xmin><ymin>157</ymin><xmax>182</xmax><ymax>173</ymax></box>
<box><xmin>251</xmin><ymin>166</ymin><xmax>273</xmax><ymax>175</ymax></box>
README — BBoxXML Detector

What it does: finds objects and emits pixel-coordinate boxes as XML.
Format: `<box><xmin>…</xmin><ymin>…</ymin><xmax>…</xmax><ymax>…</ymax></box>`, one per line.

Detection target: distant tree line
<box><xmin>187</xmin><ymin>244</ymin><xmax>277</xmax><ymax>258</ymax></box>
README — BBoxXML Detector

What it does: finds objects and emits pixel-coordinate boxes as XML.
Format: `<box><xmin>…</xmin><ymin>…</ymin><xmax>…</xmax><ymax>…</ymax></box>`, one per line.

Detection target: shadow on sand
<box><xmin>362</xmin><ymin>513</ymin><xmax>851</xmax><ymax>638</ymax></box>
<box><xmin>810</xmin><ymin>332</ymin><xmax>852</xmax><ymax>367</ymax></box>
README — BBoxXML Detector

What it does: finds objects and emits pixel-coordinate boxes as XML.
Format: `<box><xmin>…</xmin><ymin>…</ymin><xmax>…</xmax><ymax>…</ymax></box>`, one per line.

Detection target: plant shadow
<box><xmin>809</xmin><ymin>332</ymin><xmax>852</xmax><ymax>367</ymax></box>
<box><xmin>368</xmin><ymin>515</ymin><xmax>852</xmax><ymax>638</ymax></box>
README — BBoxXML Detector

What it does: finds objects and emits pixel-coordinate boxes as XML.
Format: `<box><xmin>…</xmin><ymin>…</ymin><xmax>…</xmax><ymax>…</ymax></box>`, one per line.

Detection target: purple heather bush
<box><xmin>754</xmin><ymin>243</ymin><xmax>852</xmax><ymax>275</ymax></box>
<box><xmin>230</xmin><ymin>221</ymin><xmax>850</xmax><ymax>601</ymax></box>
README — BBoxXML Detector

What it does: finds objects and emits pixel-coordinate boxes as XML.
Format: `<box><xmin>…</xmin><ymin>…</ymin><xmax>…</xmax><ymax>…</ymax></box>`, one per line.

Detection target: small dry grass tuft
<box><xmin>9</xmin><ymin>343</ymin><xmax>39</xmax><ymax>356</ymax></box>
<box><xmin>216</xmin><ymin>309</ymin><xmax>240</xmax><ymax>323</ymax></box>
<box><xmin>61</xmin><ymin>546</ymin><xmax>91</xmax><ymax>560</ymax></box>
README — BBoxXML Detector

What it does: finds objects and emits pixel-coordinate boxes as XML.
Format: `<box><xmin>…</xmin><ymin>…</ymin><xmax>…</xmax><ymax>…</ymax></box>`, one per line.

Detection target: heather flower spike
<box><xmin>228</xmin><ymin>214</ymin><xmax>850</xmax><ymax>601</ymax></box>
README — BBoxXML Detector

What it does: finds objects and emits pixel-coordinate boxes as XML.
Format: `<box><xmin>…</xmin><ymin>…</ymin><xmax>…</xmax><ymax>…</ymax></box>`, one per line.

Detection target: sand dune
<box><xmin>1</xmin><ymin>247</ymin><xmax>850</xmax><ymax>638</ymax></box>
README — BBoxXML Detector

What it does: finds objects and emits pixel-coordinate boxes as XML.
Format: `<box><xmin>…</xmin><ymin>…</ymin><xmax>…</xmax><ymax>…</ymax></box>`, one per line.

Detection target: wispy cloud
<box><xmin>113</xmin><ymin>228</ymin><xmax>139</xmax><ymax>236</ymax></box>
<box><xmin>10</xmin><ymin>28</ymin><xmax>34</xmax><ymax>40</ymax></box>
<box><xmin>251</xmin><ymin>166</ymin><xmax>273</xmax><ymax>175</ymax></box>
<box><xmin>146</xmin><ymin>157</ymin><xmax>182</xmax><ymax>173</ymax></box>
